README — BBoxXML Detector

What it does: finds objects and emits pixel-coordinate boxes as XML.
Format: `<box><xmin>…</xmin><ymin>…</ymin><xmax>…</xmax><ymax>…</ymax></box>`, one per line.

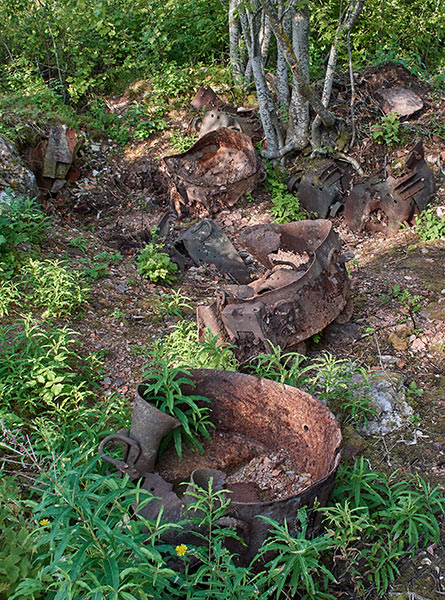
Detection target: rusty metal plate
<box><xmin>163</xmin><ymin>128</ymin><xmax>264</xmax><ymax>218</ymax></box>
<box><xmin>294</xmin><ymin>160</ymin><xmax>353</xmax><ymax>218</ymax></box>
<box><xmin>190</xmin><ymin>85</ymin><xmax>224</xmax><ymax>111</ymax></box>
<box><xmin>344</xmin><ymin>141</ymin><xmax>435</xmax><ymax>234</ymax></box>
<box><xmin>197</xmin><ymin>220</ymin><xmax>350</xmax><ymax>360</ymax></box>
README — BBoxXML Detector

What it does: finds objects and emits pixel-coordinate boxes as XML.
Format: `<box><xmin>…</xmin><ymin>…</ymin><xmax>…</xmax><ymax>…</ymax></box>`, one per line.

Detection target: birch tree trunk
<box><xmin>231</xmin><ymin>0</ymin><xmax>364</xmax><ymax>160</ymax></box>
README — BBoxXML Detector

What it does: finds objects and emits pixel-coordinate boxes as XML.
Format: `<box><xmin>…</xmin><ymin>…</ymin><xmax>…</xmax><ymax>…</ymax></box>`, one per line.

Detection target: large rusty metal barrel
<box><xmin>156</xmin><ymin>369</ymin><xmax>342</xmax><ymax>561</ymax></box>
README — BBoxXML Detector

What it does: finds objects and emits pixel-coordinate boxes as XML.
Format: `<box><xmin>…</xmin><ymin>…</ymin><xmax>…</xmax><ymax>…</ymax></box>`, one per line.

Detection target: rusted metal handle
<box><xmin>98</xmin><ymin>432</ymin><xmax>141</xmax><ymax>477</ymax></box>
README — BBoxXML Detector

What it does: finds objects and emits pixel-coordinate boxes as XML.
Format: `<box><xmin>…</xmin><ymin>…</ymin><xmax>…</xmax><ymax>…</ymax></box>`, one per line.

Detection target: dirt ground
<box><xmin>35</xmin><ymin>63</ymin><xmax>444</xmax><ymax>598</ymax></box>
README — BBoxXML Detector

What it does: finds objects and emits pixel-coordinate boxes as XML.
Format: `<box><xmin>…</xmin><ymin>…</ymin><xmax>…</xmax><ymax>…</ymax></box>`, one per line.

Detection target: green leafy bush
<box><xmin>139</xmin><ymin>361</ymin><xmax>214</xmax><ymax>459</ymax></box>
<box><xmin>10</xmin><ymin>454</ymin><xmax>178</xmax><ymax>600</ymax></box>
<box><xmin>414</xmin><ymin>206</ymin><xmax>445</xmax><ymax>241</ymax></box>
<box><xmin>266</xmin><ymin>165</ymin><xmax>305</xmax><ymax>223</ymax></box>
<box><xmin>148</xmin><ymin>320</ymin><xmax>238</xmax><ymax>371</ymax></box>
<box><xmin>0</xmin><ymin>193</ymin><xmax>49</xmax><ymax>273</ymax></box>
<box><xmin>137</xmin><ymin>241</ymin><xmax>178</xmax><ymax>285</ymax></box>
<box><xmin>0</xmin><ymin>478</ymin><xmax>41</xmax><ymax>600</ymax></box>
<box><xmin>22</xmin><ymin>258</ymin><xmax>90</xmax><ymax>316</ymax></box>
<box><xmin>78</xmin><ymin>251</ymin><xmax>123</xmax><ymax>281</ymax></box>
<box><xmin>0</xmin><ymin>279</ymin><xmax>19</xmax><ymax>317</ymax></box>
<box><xmin>0</xmin><ymin>318</ymin><xmax>98</xmax><ymax>415</ymax></box>
<box><xmin>322</xmin><ymin>458</ymin><xmax>445</xmax><ymax>596</ymax></box>
<box><xmin>247</xmin><ymin>346</ymin><xmax>375</xmax><ymax>427</ymax></box>
<box><xmin>370</xmin><ymin>114</ymin><xmax>401</xmax><ymax>145</ymax></box>
<box><xmin>255</xmin><ymin>509</ymin><xmax>336</xmax><ymax>599</ymax></box>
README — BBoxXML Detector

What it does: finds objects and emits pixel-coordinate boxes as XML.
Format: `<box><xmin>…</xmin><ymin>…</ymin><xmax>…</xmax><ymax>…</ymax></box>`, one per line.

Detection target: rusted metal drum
<box><xmin>156</xmin><ymin>369</ymin><xmax>342</xmax><ymax>561</ymax></box>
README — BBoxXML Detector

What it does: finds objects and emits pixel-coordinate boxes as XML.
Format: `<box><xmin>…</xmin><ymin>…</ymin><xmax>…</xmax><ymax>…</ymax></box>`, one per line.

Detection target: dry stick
<box><xmin>347</xmin><ymin>30</ymin><xmax>356</xmax><ymax>148</ymax></box>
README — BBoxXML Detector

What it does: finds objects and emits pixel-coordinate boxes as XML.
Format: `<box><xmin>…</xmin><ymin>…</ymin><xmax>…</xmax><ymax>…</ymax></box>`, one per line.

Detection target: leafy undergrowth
<box><xmin>1</xmin><ymin>52</ymin><xmax>445</xmax><ymax>600</ymax></box>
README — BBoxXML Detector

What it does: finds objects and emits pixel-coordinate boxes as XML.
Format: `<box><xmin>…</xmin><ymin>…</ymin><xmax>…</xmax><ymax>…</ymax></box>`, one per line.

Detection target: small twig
<box><xmin>374</xmin><ymin>332</ymin><xmax>383</xmax><ymax>369</ymax></box>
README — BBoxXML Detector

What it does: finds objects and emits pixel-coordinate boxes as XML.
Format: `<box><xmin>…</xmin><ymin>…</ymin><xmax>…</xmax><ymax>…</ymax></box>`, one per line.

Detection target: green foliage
<box><xmin>0</xmin><ymin>478</ymin><xmax>40</xmax><ymax>600</ymax></box>
<box><xmin>0</xmin><ymin>318</ymin><xmax>98</xmax><ymax>415</ymax></box>
<box><xmin>247</xmin><ymin>346</ymin><xmax>375</xmax><ymax>427</ymax></box>
<box><xmin>170</xmin><ymin>130</ymin><xmax>198</xmax><ymax>153</ymax></box>
<box><xmin>0</xmin><ymin>193</ymin><xmax>49</xmax><ymax>273</ymax></box>
<box><xmin>0</xmin><ymin>0</ymin><xmax>227</xmax><ymax>106</ymax></box>
<box><xmin>159</xmin><ymin>289</ymin><xmax>193</xmax><ymax>319</ymax></box>
<box><xmin>88</xmin><ymin>99</ymin><xmax>168</xmax><ymax>145</ymax></box>
<box><xmin>266</xmin><ymin>164</ymin><xmax>305</xmax><ymax>223</ymax></box>
<box><xmin>181</xmin><ymin>479</ymin><xmax>263</xmax><ymax>600</ymax></box>
<box><xmin>370</xmin><ymin>114</ymin><xmax>401</xmax><ymax>145</ymax></box>
<box><xmin>255</xmin><ymin>509</ymin><xmax>336</xmax><ymax>599</ymax></box>
<box><xmin>310</xmin><ymin>0</ymin><xmax>444</xmax><ymax>74</ymax></box>
<box><xmin>78</xmin><ymin>251</ymin><xmax>123</xmax><ymax>281</ymax></box>
<box><xmin>322</xmin><ymin>458</ymin><xmax>445</xmax><ymax>597</ymax></box>
<box><xmin>22</xmin><ymin>258</ymin><xmax>90</xmax><ymax>317</ymax></box>
<box><xmin>140</xmin><ymin>361</ymin><xmax>214</xmax><ymax>459</ymax></box>
<box><xmin>0</xmin><ymin>279</ymin><xmax>19</xmax><ymax>317</ymax></box>
<box><xmin>10</xmin><ymin>454</ymin><xmax>179</xmax><ymax>600</ymax></box>
<box><xmin>137</xmin><ymin>241</ymin><xmax>178</xmax><ymax>285</ymax></box>
<box><xmin>414</xmin><ymin>206</ymin><xmax>445</xmax><ymax>241</ymax></box>
<box><xmin>381</xmin><ymin>284</ymin><xmax>422</xmax><ymax>314</ymax></box>
<box><xmin>148</xmin><ymin>320</ymin><xmax>238</xmax><ymax>371</ymax></box>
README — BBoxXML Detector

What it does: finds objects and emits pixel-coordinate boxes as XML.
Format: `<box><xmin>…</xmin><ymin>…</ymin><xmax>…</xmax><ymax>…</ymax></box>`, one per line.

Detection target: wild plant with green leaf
<box><xmin>22</xmin><ymin>258</ymin><xmax>90</xmax><ymax>316</ymax></box>
<box><xmin>0</xmin><ymin>193</ymin><xmax>49</xmax><ymax>274</ymax></box>
<box><xmin>321</xmin><ymin>457</ymin><xmax>445</xmax><ymax>597</ymax></box>
<box><xmin>139</xmin><ymin>361</ymin><xmax>214</xmax><ymax>459</ymax></box>
<box><xmin>414</xmin><ymin>206</ymin><xmax>445</xmax><ymax>241</ymax></box>
<box><xmin>8</xmin><ymin>454</ymin><xmax>179</xmax><ymax>600</ymax></box>
<box><xmin>180</xmin><ymin>479</ymin><xmax>264</xmax><ymax>600</ymax></box>
<box><xmin>137</xmin><ymin>241</ymin><xmax>178</xmax><ymax>285</ymax></box>
<box><xmin>254</xmin><ymin>508</ymin><xmax>336</xmax><ymax>600</ymax></box>
<box><xmin>0</xmin><ymin>318</ymin><xmax>99</xmax><ymax>415</ymax></box>
<box><xmin>149</xmin><ymin>320</ymin><xmax>238</xmax><ymax>371</ymax></box>
<box><xmin>247</xmin><ymin>346</ymin><xmax>375</xmax><ymax>427</ymax></box>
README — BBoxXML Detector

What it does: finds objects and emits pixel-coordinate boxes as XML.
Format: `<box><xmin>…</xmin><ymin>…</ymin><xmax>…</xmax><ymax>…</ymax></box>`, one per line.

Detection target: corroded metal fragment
<box><xmin>163</xmin><ymin>128</ymin><xmax>264</xmax><ymax>217</ymax></box>
<box><xmin>345</xmin><ymin>141</ymin><xmax>435</xmax><ymax>234</ymax></box>
<box><xmin>197</xmin><ymin>220</ymin><xmax>351</xmax><ymax>360</ymax></box>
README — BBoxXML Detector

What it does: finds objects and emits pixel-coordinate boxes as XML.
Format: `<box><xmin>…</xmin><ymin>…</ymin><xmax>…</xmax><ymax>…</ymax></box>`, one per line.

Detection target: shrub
<box><xmin>0</xmin><ymin>318</ymin><xmax>98</xmax><ymax>415</ymax></box>
<box><xmin>266</xmin><ymin>164</ymin><xmax>305</xmax><ymax>223</ymax></box>
<box><xmin>0</xmin><ymin>193</ymin><xmax>49</xmax><ymax>273</ymax></box>
<box><xmin>22</xmin><ymin>258</ymin><xmax>90</xmax><ymax>316</ymax></box>
<box><xmin>414</xmin><ymin>206</ymin><xmax>445</xmax><ymax>241</ymax></box>
<box><xmin>139</xmin><ymin>361</ymin><xmax>214</xmax><ymax>459</ymax></box>
<box><xmin>149</xmin><ymin>320</ymin><xmax>238</xmax><ymax>371</ymax></box>
<box><xmin>137</xmin><ymin>241</ymin><xmax>178</xmax><ymax>285</ymax></box>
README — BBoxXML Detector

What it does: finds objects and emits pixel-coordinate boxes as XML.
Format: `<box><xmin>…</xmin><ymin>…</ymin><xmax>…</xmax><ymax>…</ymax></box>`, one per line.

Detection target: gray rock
<box><xmin>0</xmin><ymin>135</ymin><xmax>39</xmax><ymax>201</ymax></box>
<box><xmin>354</xmin><ymin>371</ymin><xmax>413</xmax><ymax>436</ymax></box>
<box><xmin>43</xmin><ymin>125</ymin><xmax>78</xmax><ymax>179</ymax></box>
<box><xmin>375</xmin><ymin>87</ymin><xmax>423</xmax><ymax>117</ymax></box>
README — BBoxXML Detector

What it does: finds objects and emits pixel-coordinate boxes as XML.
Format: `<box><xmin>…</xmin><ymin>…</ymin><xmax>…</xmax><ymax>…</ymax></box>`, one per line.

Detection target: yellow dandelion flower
<box><xmin>39</xmin><ymin>519</ymin><xmax>50</xmax><ymax>526</ymax></box>
<box><xmin>175</xmin><ymin>544</ymin><xmax>187</xmax><ymax>557</ymax></box>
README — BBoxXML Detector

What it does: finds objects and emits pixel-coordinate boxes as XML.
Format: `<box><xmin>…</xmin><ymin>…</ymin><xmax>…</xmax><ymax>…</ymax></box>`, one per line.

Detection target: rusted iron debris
<box><xmin>197</xmin><ymin>219</ymin><xmax>351</xmax><ymax>360</ymax></box>
<box><xmin>163</xmin><ymin>128</ymin><xmax>264</xmax><ymax>218</ymax></box>
<box><xmin>99</xmin><ymin>369</ymin><xmax>342</xmax><ymax>563</ymax></box>
<box><xmin>344</xmin><ymin>141</ymin><xmax>436</xmax><ymax>234</ymax></box>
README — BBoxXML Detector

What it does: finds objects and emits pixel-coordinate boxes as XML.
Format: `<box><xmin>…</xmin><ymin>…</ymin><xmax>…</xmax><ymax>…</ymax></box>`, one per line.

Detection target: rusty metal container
<box><xmin>163</xmin><ymin>128</ymin><xmax>264</xmax><ymax>218</ymax></box>
<box><xmin>99</xmin><ymin>370</ymin><xmax>342</xmax><ymax>562</ymax></box>
<box><xmin>197</xmin><ymin>220</ymin><xmax>351</xmax><ymax>360</ymax></box>
<box><xmin>172</xmin><ymin>370</ymin><xmax>342</xmax><ymax>561</ymax></box>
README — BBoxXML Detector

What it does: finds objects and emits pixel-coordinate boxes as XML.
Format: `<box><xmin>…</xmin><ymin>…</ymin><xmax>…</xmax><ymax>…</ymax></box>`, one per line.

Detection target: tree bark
<box><xmin>259</xmin><ymin>0</ymin><xmax>336</xmax><ymax>128</ymax></box>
